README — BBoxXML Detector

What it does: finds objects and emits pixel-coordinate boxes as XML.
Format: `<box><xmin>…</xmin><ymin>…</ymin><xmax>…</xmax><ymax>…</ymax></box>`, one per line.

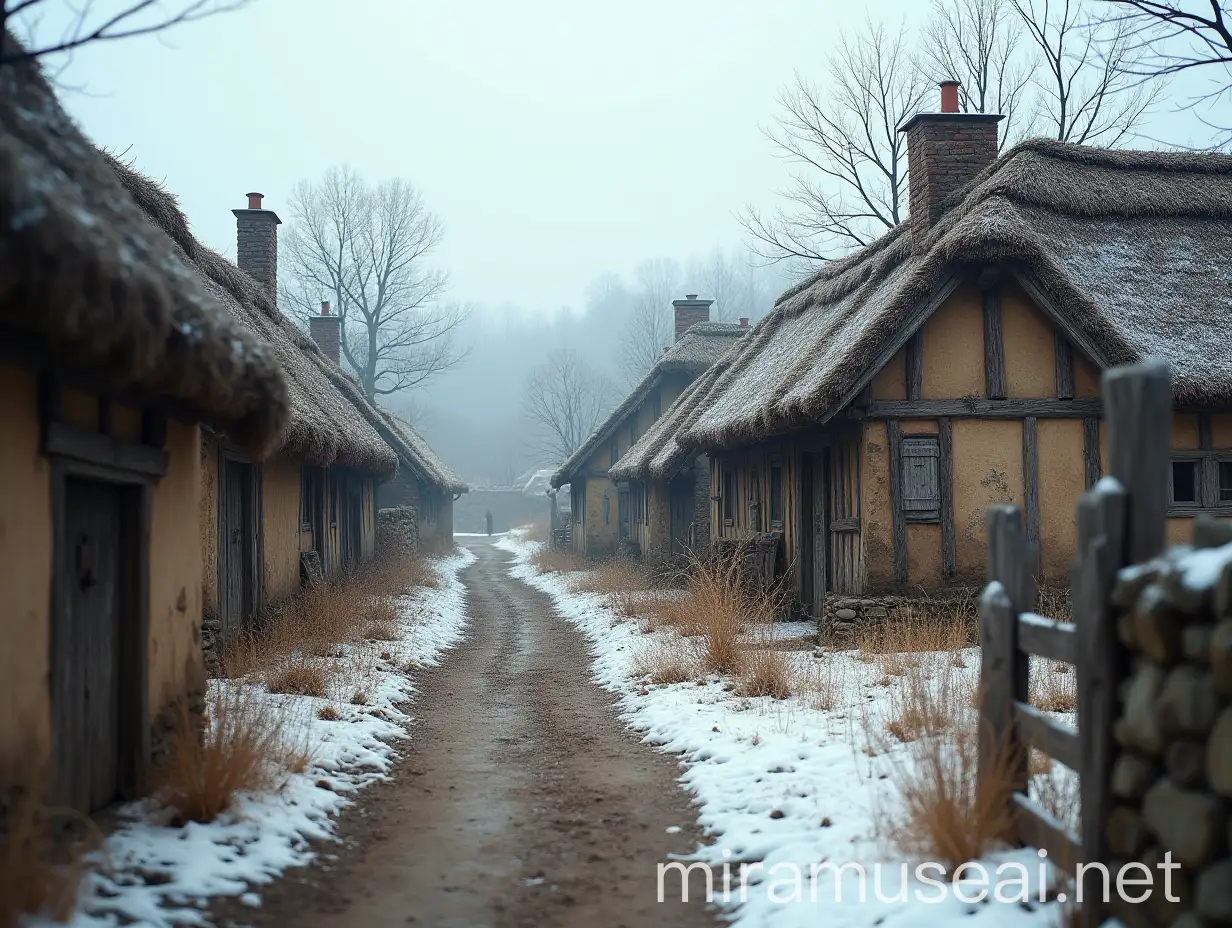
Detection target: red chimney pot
<box><xmin>246</xmin><ymin>191</ymin><xmax>264</xmax><ymax>210</ymax></box>
<box><xmin>939</xmin><ymin>80</ymin><xmax>960</xmax><ymax>114</ymax></box>
<box><xmin>321</xmin><ymin>300</ymin><xmax>331</xmax><ymax>316</ymax></box>
<box><xmin>739</xmin><ymin>317</ymin><xmax>749</xmax><ymax>328</ymax></box>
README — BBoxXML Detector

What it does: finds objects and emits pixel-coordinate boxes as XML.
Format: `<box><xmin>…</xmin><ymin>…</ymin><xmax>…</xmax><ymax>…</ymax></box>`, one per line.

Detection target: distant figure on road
<box><xmin>485</xmin><ymin>511</ymin><xmax>493</xmax><ymax>536</ymax></box>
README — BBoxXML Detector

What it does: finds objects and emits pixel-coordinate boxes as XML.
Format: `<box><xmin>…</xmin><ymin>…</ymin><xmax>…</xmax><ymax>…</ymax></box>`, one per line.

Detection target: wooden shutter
<box><xmin>901</xmin><ymin>436</ymin><xmax>940</xmax><ymax>522</ymax></box>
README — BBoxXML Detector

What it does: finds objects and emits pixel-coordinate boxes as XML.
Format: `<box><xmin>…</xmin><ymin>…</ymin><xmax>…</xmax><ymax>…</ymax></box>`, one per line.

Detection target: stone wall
<box><xmin>821</xmin><ymin>591</ymin><xmax>978</xmax><ymax>636</ymax></box>
<box><xmin>378</xmin><ymin>505</ymin><xmax>419</xmax><ymax>557</ymax></box>
<box><xmin>1104</xmin><ymin>518</ymin><xmax>1232</xmax><ymax>927</ymax></box>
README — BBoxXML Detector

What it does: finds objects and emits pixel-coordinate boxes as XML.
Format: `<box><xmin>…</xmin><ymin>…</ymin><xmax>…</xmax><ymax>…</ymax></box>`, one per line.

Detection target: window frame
<box><xmin>721</xmin><ymin>464</ymin><xmax>736</xmax><ymax>526</ymax></box>
<box><xmin>603</xmin><ymin>492</ymin><xmax>611</xmax><ymax>526</ymax></box>
<box><xmin>1169</xmin><ymin>457</ymin><xmax>1202</xmax><ymax>510</ymax></box>
<box><xmin>1166</xmin><ymin>453</ymin><xmax>1232</xmax><ymax>513</ymax></box>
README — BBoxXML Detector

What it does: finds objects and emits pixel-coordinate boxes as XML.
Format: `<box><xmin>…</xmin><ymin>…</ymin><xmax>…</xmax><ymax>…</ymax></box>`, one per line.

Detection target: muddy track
<box><xmin>217</xmin><ymin>539</ymin><xmax>715</xmax><ymax>928</ymax></box>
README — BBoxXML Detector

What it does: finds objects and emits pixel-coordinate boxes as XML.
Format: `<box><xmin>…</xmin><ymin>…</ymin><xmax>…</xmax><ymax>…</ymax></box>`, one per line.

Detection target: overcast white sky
<box><xmin>43</xmin><ymin>0</ymin><xmax>924</xmax><ymax>314</ymax></box>
<box><xmin>42</xmin><ymin>0</ymin><xmax>1215</xmax><ymax>318</ymax></box>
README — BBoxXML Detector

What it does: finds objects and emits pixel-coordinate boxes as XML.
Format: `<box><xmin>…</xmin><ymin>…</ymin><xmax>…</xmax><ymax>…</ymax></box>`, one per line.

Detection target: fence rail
<box><xmin>977</xmin><ymin>359</ymin><xmax>1173</xmax><ymax>928</ymax></box>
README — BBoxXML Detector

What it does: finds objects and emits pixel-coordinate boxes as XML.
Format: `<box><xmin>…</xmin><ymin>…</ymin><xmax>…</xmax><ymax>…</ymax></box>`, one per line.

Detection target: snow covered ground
<box><xmin>496</xmin><ymin>532</ymin><xmax>1071</xmax><ymax>928</ymax></box>
<box><xmin>62</xmin><ymin>548</ymin><xmax>475</xmax><ymax>928</ymax></box>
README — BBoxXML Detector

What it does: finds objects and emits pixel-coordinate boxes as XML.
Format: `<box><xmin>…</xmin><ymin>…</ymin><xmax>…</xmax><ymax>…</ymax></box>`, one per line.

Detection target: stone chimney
<box><xmin>672</xmin><ymin>294</ymin><xmax>713</xmax><ymax>342</ymax></box>
<box><xmin>309</xmin><ymin>300</ymin><xmax>341</xmax><ymax>365</ymax></box>
<box><xmin>232</xmin><ymin>191</ymin><xmax>281</xmax><ymax>301</ymax></box>
<box><xmin>899</xmin><ymin>81</ymin><xmax>1002</xmax><ymax>227</ymax></box>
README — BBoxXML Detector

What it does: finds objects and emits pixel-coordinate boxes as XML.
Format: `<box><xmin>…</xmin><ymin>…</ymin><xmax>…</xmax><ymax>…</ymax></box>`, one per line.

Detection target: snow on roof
<box><xmin>680</xmin><ymin>139</ymin><xmax>1232</xmax><ymax>452</ymax></box>
<box><xmin>550</xmin><ymin>321</ymin><xmax>746</xmax><ymax>488</ymax></box>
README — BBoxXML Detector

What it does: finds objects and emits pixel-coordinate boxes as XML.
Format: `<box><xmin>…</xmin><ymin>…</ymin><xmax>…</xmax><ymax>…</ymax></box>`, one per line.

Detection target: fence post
<box><xmin>979</xmin><ymin>504</ymin><xmax>1032</xmax><ymax>808</ymax></box>
<box><xmin>1102</xmin><ymin>359</ymin><xmax>1171</xmax><ymax>564</ymax></box>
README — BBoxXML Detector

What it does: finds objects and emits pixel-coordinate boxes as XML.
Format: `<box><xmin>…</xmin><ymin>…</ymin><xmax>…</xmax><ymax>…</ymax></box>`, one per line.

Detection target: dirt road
<box><xmin>226</xmin><ymin>539</ymin><xmax>715</xmax><ymax>928</ymax></box>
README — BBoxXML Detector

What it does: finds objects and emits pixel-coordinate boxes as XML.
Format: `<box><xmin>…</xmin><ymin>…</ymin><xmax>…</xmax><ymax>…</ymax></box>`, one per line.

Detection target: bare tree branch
<box><xmin>281</xmin><ymin>166</ymin><xmax>470</xmax><ymax>400</ymax></box>
<box><xmin>1</xmin><ymin>0</ymin><xmax>248</xmax><ymax>67</ymax></box>
<box><xmin>740</xmin><ymin>19</ymin><xmax>930</xmax><ymax>263</ymax></box>
<box><xmin>521</xmin><ymin>349</ymin><xmax>616</xmax><ymax>465</ymax></box>
<box><xmin>618</xmin><ymin>257</ymin><xmax>682</xmax><ymax>384</ymax></box>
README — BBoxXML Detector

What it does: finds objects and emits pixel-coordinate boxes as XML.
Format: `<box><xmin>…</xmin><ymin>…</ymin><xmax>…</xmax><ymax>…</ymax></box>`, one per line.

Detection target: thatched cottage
<box><xmin>375</xmin><ymin>409</ymin><xmax>468</xmax><ymax>545</ymax></box>
<box><xmin>551</xmin><ymin>300</ymin><xmax>746</xmax><ymax>557</ymax></box>
<box><xmin>111</xmin><ymin>170</ymin><xmax>404</xmax><ymax>650</ymax></box>
<box><xmin>609</xmin><ymin>335</ymin><xmax>745</xmax><ymax>560</ymax></box>
<box><xmin>0</xmin><ymin>42</ymin><xmax>289</xmax><ymax>813</ymax></box>
<box><xmin>673</xmin><ymin>83</ymin><xmax>1232</xmax><ymax>615</ymax></box>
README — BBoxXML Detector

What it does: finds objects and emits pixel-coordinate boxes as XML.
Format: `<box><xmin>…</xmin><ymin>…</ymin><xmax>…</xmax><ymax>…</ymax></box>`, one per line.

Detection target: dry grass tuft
<box><xmin>797</xmin><ymin>654</ymin><xmax>849</xmax><ymax>711</ymax></box>
<box><xmin>530</xmin><ymin>546</ymin><xmax>587</xmax><ymax>574</ymax></box>
<box><xmin>267</xmin><ymin>662</ymin><xmax>329</xmax><ymax>698</ymax></box>
<box><xmin>882</xmin><ymin>722</ymin><xmax>1016</xmax><ymax>872</ymax></box>
<box><xmin>350</xmin><ymin>689</ymin><xmax>369</xmax><ymax>706</ymax></box>
<box><xmin>317</xmin><ymin>705</ymin><xmax>342</xmax><ymax>721</ymax></box>
<box><xmin>156</xmin><ymin>688</ymin><xmax>308</xmax><ymax>825</ymax></box>
<box><xmin>630</xmin><ymin>635</ymin><xmax>699</xmax><ymax>685</ymax></box>
<box><xmin>0</xmin><ymin>777</ymin><xmax>97</xmax><ymax>928</ymax></box>
<box><xmin>1030</xmin><ymin>658</ymin><xmax>1077</xmax><ymax>712</ymax></box>
<box><xmin>738</xmin><ymin>646</ymin><xmax>794</xmax><ymax>699</ymax></box>
<box><xmin>1035</xmin><ymin>586</ymin><xmax>1073</xmax><ymax>624</ymax></box>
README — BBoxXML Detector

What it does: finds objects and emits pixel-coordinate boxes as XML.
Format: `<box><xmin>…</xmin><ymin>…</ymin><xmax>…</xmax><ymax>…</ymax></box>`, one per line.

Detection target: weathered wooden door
<box><xmin>668</xmin><ymin>474</ymin><xmax>693</xmax><ymax>557</ymax></box>
<box><xmin>346</xmin><ymin>476</ymin><xmax>363</xmax><ymax>567</ymax></box>
<box><xmin>617</xmin><ymin>489</ymin><xmax>630</xmax><ymax>541</ymax></box>
<box><xmin>56</xmin><ymin>477</ymin><xmax>123</xmax><ymax>813</ymax></box>
<box><xmin>220</xmin><ymin>459</ymin><xmax>255</xmax><ymax>636</ymax></box>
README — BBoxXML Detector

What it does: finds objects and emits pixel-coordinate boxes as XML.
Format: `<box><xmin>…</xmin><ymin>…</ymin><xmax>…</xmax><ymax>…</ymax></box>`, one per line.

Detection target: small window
<box><xmin>901</xmin><ymin>436</ymin><xmax>940</xmax><ymax>522</ymax></box>
<box><xmin>603</xmin><ymin>493</ymin><xmax>611</xmax><ymax>526</ymax></box>
<box><xmin>722</xmin><ymin>466</ymin><xmax>736</xmax><ymax>524</ymax></box>
<box><xmin>769</xmin><ymin>461</ymin><xmax>783</xmax><ymax>525</ymax></box>
<box><xmin>1220</xmin><ymin>461</ymin><xmax>1232</xmax><ymax>503</ymax></box>
<box><xmin>1171</xmin><ymin>460</ymin><xmax>1200</xmax><ymax>506</ymax></box>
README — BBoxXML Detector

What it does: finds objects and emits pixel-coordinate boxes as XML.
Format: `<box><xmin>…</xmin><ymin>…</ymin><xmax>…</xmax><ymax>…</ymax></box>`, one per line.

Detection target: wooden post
<box><xmin>979</xmin><ymin>505</ymin><xmax>1032</xmax><ymax>806</ymax></box>
<box><xmin>1074</xmin><ymin>481</ymin><xmax>1127</xmax><ymax>928</ymax></box>
<box><xmin>1102</xmin><ymin>360</ymin><xmax>1171</xmax><ymax>564</ymax></box>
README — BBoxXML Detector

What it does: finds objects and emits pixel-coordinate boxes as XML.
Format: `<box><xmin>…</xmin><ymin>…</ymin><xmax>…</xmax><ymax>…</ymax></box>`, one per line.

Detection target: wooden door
<box><xmin>798</xmin><ymin>454</ymin><xmax>816</xmax><ymax>616</ymax></box>
<box><xmin>618</xmin><ymin>489</ymin><xmax>630</xmax><ymax>541</ymax></box>
<box><xmin>668</xmin><ymin>474</ymin><xmax>693</xmax><ymax>557</ymax></box>
<box><xmin>346</xmin><ymin>476</ymin><xmax>363</xmax><ymax>568</ymax></box>
<box><xmin>56</xmin><ymin>477</ymin><xmax>123</xmax><ymax>812</ymax></box>
<box><xmin>220</xmin><ymin>459</ymin><xmax>255</xmax><ymax>636</ymax></box>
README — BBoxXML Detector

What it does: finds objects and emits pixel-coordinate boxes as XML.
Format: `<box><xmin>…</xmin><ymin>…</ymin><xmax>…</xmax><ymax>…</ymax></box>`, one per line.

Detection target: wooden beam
<box><xmin>1011</xmin><ymin>270</ymin><xmax>1113</xmax><ymax>374</ymax></box>
<box><xmin>853</xmin><ymin>398</ymin><xmax>1102</xmax><ymax>419</ymax></box>
<box><xmin>822</xmin><ymin>273</ymin><xmax>964</xmax><ymax>426</ymax></box>
<box><xmin>1054</xmin><ymin>332</ymin><xmax>1074</xmax><ymax>400</ymax></box>
<box><xmin>44</xmin><ymin>423</ymin><xmax>169</xmax><ymax>477</ymax></box>
<box><xmin>1017</xmin><ymin>613</ymin><xmax>1077</xmax><ymax>665</ymax></box>
<box><xmin>906</xmin><ymin>333</ymin><xmax>923</xmax><ymax>401</ymax></box>
<box><xmin>887</xmin><ymin>419</ymin><xmax>908</xmax><ymax>586</ymax></box>
<box><xmin>1014</xmin><ymin>701</ymin><xmax>1081</xmax><ymax>772</ymax></box>
<box><xmin>939</xmin><ymin>417</ymin><xmax>956</xmax><ymax>580</ymax></box>
<box><xmin>983</xmin><ymin>284</ymin><xmax>1006</xmax><ymax>400</ymax></box>
<box><xmin>1023</xmin><ymin>416</ymin><xmax>1040</xmax><ymax>575</ymax></box>
<box><xmin>1083</xmin><ymin>416</ymin><xmax>1102</xmax><ymax>489</ymax></box>
<box><xmin>1012</xmin><ymin>794</ymin><xmax>1081</xmax><ymax>875</ymax></box>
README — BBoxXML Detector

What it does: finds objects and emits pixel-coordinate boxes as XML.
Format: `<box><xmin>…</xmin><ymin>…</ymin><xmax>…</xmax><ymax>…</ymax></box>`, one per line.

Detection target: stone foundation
<box><xmin>822</xmin><ymin>591</ymin><xmax>977</xmax><ymax>636</ymax></box>
<box><xmin>149</xmin><ymin>689</ymin><xmax>206</xmax><ymax>775</ymax></box>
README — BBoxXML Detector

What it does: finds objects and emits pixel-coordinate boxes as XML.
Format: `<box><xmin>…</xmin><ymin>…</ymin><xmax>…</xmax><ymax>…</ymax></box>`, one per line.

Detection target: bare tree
<box><xmin>692</xmin><ymin>246</ymin><xmax>785</xmax><ymax>322</ymax></box>
<box><xmin>619</xmin><ymin>257</ymin><xmax>681</xmax><ymax>383</ymax></box>
<box><xmin>1011</xmin><ymin>0</ymin><xmax>1165</xmax><ymax>144</ymax></box>
<box><xmin>740</xmin><ymin>20</ymin><xmax>931</xmax><ymax>263</ymax></box>
<box><xmin>1096</xmin><ymin>0</ymin><xmax>1232</xmax><ymax>141</ymax></box>
<box><xmin>921</xmin><ymin>0</ymin><xmax>1037</xmax><ymax>145</ymax></box>
<box><xmin>282</xmin><ymin>166</ymin><xmax>469</xmax><ymax>400</ymax></box>
<box><xmin>521</xmin><ymin>349</ymin><xmax>616</xmax><ymax>464</ymax></box>
<box><xmin>1</xmin><ymin>0</ymin><xmax>246</xmax><ymax>66</ymax></box>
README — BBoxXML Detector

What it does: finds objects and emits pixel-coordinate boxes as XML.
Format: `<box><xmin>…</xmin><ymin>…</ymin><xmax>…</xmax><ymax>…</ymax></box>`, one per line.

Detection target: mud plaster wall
<box><xmin>147</xmin><ymin>420</ymin><xmax>206</xmax><ymax>722</ymax></box>
<box><xmin>862</xmin><ymin>421</ymin><xmax>893</xmax><ymax>589</ymax></box>
<box><xmin>954</xmin><ymin>419</ymin><xmax>1023</xmax><ymax>579</ymax></box>
<box><xmin>1002</xmin><ymin>281</ymin><xmax>1057</xmax><ymax>398</ymax></box>
<box><xmin>1074</xmin><ymin>353</ymin><xmax>1100</xmax><ymax>398</ymax></box>
<box><xmin>872</xmin><ymin>347</ymin><xmax>906</xmax><ymax>400</ymax></box>
<box><xmin>0</xmin><ymin>364</ymin><xmax>53</xmax><ymax>762</ymax></box>
<box><xmin>583</xmin><ymin>475</ymin><xmax>616</xmax><ymax>555</ymax></box>
<box><xmin>1037</xmin><ymin>419</ymin><xmax>1086</xmax><ymax>582</ymax></box>
<box><xmin>921</xmin><ymin>284</ymin><xmax>984</xmax><ymax>399</ymax></box>
<box><xmin>262</xmin><ymin>453</ymin><xmax>302</xmax><ymax>606</ymax></box>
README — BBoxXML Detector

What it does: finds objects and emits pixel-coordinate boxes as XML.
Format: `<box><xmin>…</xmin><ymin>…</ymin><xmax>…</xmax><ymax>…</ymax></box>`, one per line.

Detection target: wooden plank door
<box><xmin>812</xmin><ymin>453</ymin><xmax>828</xmax><ymax>612</ymax></box>
<box><xmin>56</xmin><ymin>477</ymin><xmax>123</xmax><ymax>813</ymax></box>
<box><xmin>798</xmin><ymin>454</ymin><xmax>816</xmax><ymax>616</ymax></box>
<box><xmin>220</xmin><ymin>459</ymin><xmax>254</xmax><ymax>636</ymax></box>
<box><xmin>618</xmin><ymin>489</ymin><xmax>630</xmax><ymax>541</ymax></box>
<box><xmin>668</xmin><ymin>474</ymin><xmax>692</xmax><ymax>557</ymax></box>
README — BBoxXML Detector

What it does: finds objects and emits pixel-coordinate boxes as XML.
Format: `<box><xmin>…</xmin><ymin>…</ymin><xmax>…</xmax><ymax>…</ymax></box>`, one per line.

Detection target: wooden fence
<box><xmin>978</xmin><ymin>359</ymin><xmax>1173</xmax><ymax>928</ymax></box>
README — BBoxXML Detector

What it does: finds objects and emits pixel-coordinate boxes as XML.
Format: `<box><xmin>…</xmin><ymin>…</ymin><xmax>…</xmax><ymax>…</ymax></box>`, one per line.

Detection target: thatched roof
<box><xmin>109</xmin><ymin>160</ymin><xmax>401</xmax><ymax>477</ymax></box>
<box><xmin>551</xmin><ymin>321</ymin><xmax>745</xmax><ymax>488</ymax></box>
<box><xmin>380</xmin><ymin>412</ymin><xmax>468</xmax><ymax>495</ymax></box>
<box><xmin>0</xmin><ymin>33</ymin><xmax>288</xmax><ymax>452</ymax></box>
<box><xmin>680</xmin><ymin>139</ymin><xmax>1232</xmax><ymax>453</ymax></box>
<box><xmin>609</xmin><ymin>352</ymin><xmax>736</xmax><ymax>483</ymax></box>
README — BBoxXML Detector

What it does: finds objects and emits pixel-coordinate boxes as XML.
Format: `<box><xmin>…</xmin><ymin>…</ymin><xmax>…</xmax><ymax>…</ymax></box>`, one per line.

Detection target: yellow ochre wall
<box><xmin>262</xmin><ymin>453</ymin><xmax>303</xmax><ymax>606</ymax></box>
<box><xmin>0</xmin><ymin>364</ymin><xmax>204</xmax><ymax>770</ymax></box>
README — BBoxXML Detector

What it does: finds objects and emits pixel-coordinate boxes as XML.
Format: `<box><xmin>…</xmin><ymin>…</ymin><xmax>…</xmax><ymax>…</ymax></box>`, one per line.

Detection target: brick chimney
<box><xmin>232</xmin><ymin>191</ymin><xmax>281</xmax><ymax>301</ymax></box>
<box><xmin>672</xmin><ymin>294</ymin><xmax>713</xmax><ymax>342</ymax></box>
<box><xmin>309</xmin><ymin>300</ymin><xmax>341</xmax><ymax>365</ymax></box>
<box><xmin>899</xmin><ymin>81</ymin><xmax>1002</xmax><ymax>227</ymax></box>
<box><xmin>739</xmin><ymin>317</ymin><xmax>749</xmax><ymax>329</ymax></box>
